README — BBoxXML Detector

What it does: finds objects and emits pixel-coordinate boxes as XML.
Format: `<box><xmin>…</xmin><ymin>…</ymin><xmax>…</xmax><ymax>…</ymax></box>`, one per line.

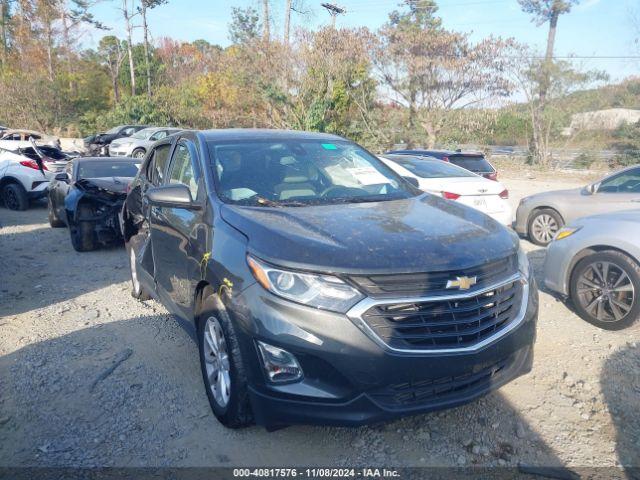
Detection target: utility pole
<box><xmin>262</xmin><ymin>0</ymin><xmax>270</xmax><ymax>41</ymax></box>
<box><xmin>284</xmin><ymin>0</ymin><xmax>292</xmax><ymax>45</ymax></box>
<box><xmin>321</xmin><ymin>2</ymin><xmax>345</xmax><ymax>28</ymax></box>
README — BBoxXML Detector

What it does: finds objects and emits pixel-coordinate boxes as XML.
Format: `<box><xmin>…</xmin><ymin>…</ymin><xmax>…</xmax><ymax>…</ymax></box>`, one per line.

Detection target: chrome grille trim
<box><xmin>346</xmin><ymin>273</ymin><xmax>528</xmax><ymax>354</ymax></box>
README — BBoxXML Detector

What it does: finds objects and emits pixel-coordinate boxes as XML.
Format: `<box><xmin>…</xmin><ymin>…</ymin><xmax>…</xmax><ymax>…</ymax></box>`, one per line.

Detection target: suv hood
<box><xmin>221</xmin><ymin>195</ymin><xmax>517</xmax><ymax>274</ymax></box>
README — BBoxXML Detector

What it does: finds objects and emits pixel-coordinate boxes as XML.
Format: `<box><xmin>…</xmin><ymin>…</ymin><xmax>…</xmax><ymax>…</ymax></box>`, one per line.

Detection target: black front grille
<box><xmin>360</xmin><ymin>279</ymin><xmax>523</xmax><ymax>350</ymax></box>
<box><xmin>348</xmin><ymin>255</ymin><xmax>516</xmax><ymax>298</ymax></box>
<box><xmin>369</xmin><ymin>357</ymin><xmax>511</xmax><ymax>409</ymax></box>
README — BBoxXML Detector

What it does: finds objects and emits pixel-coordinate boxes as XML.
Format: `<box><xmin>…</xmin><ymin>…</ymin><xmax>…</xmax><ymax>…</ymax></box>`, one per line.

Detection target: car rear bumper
<box><xmin>27</xmin><ymin>180</ymin><xmax>49</xmax><ymax>199</ymax></box>
<box><xmin>233</xmin><ymin>278</ymin><xmax>538</xmax><ymax>427</ymax></box>
<box><xmin>488</xmin><ymin>206</ymin><xmax>513</xmax><ymax>227</ymax></box>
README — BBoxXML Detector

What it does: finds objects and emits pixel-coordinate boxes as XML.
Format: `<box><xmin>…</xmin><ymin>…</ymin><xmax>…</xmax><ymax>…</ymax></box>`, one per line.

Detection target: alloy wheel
<box><xmin>3</xmin><ymin>188</ymin><xmax>18</xmax><ymax>210</ymax></box>
<box><xmin>576</xmin><ymin>261</ymin><xmax>635</xmax><ymax>323</ymax></box>
<box><xmin>134</xmin><ymin>150</ymin><xmax>145</xmax><ymax>159</ymax></box>
<box><xmin>203</xmin><ymin>316</ymin><xmax>231</xmax><ymax>408</ymax></box>
<box><xmin>531</xmin><ymin>214</ymin><xmax>559</xmax><ymax>244</ymax></box>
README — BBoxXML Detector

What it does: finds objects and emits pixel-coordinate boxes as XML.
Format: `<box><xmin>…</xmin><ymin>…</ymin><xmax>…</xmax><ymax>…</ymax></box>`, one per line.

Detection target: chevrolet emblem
<box><xmin>446</xmin><ymin>276</ymin><xmax>478</xmax><ymax>290</ymax></box>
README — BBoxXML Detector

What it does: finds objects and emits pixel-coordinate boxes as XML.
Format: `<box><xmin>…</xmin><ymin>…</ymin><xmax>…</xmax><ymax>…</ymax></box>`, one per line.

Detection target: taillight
<box><xmin>487</xmin><ymin>172</ymin><xmax>498</xmax><ymax>181</ymax></box>
<box><xmin>19</xmin><ymin>160</ymin><xmax>48</xmax><ymax>171</ymax></box>
<box><xmin>499</xmin><ymin>189</ymin><xmax>509</xmax><ymax>199</ymax></box>
<box><xmin>442</xmin><ymin>191</ymin><xmax>460</xmax><ymax>200</ymax></box>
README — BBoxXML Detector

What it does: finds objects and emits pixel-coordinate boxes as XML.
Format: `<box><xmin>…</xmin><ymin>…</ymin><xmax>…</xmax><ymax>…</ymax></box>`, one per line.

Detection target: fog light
<box><xmin>257</xmin><ymin>341</ymin><xmax>303</xmax><ymax>383</ymax></box>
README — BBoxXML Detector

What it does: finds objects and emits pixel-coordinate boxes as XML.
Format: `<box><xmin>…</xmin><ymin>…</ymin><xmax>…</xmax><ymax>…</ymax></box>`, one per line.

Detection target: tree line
<box><xmin>0</xmin><ymin>0</ymin><xmax>616</xmax><ymax>164</ymax></box>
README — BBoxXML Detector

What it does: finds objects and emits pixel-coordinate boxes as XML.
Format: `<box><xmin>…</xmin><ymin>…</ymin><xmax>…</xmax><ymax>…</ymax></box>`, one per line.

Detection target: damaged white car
<box><xmin>0</xmin><ymin>140</ymin><xmax>70</xmax><ymax>210</ymax></box>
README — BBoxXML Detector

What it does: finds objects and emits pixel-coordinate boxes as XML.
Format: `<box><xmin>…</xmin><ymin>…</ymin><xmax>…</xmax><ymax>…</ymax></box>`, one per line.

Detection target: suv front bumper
<box><xmin>232</xmin><ymin>278</ymin><xmax>538</xmax><ymax>427</ymax></box>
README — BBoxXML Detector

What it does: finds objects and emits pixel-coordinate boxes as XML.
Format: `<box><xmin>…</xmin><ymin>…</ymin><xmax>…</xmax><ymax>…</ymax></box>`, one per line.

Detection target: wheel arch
<box><xmin>0</xmin><ymin>175</ymin><xmax>25</xmax><ymax>190</ymax></box>
<box><xmin>527</xmin><ymin>206</ymin><xmax>565</xmax><ymax>232</ymax></box>
<box><xmin>566</xmin><ymin>245</ymin><xmax>640</xmax><ymax>292</ymax></box>
<box><xmin>194</xmin><ymin>282</ymin><xmax>216</xmax><ymax>330</ymax></box>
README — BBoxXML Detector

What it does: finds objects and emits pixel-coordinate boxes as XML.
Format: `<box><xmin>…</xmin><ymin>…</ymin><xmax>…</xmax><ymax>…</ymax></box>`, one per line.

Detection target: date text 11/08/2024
<box><xmin>232</xmin><ymin>468</ymin><xmax>400</xmax><ymax>478</ymax></box>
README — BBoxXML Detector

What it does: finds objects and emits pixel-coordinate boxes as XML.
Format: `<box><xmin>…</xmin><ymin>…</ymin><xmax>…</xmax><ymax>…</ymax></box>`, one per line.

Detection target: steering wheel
<box><xmin>320</xmin><ymin>186</ymin><xmax>367</xmax><ymax>198</ymax></box>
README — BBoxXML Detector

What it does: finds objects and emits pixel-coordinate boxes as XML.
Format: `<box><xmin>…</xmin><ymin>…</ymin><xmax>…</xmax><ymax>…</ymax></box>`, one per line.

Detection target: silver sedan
<box><xmin>108</xmin><ymin>127</ymin><xmax>181</xmax><ymax>159</ymax></box>
<box><xmin>543</xmin><ymin>210</ymin><xmax>640</xmax><ymax>329</ymax></box>
<box><xmin>514</xmin><ymin>165</ymin><xmax>640</xmax><ymax>245</ymax></box>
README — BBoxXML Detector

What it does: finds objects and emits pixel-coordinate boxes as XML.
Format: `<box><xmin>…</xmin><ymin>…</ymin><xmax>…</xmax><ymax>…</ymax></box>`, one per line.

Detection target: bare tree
<box><xmin>376</xmin><ymin>2</ymin><xmax>514</xmax><ymax>147</ymax></box>
<box><xmin>59</xmin><ymin>1</ymin><xmax>107</xmax><ymax>94</ymax></box>
<box><xmin>0</xmin><ymin>0</ymin><xmax>11</xmax><ymax>67</ymax></box>
<box><xmin>120</xmin><ymin>0</ymin><xmax>138</xmax><ymax>96</ymax></box>
<box><xmin>507</xmin><ymin>43</ymin><xmax>607</xmax><ymax>166</ymax></box>
<box><xmin>98</xmin><ymin>35</ymin><xmax>126</xmax><ymax>103</ymax></box>
<box><xmin>139</xmin><ymin>0</ymin><xmax>167</xmax><ymax>98</ymax></box>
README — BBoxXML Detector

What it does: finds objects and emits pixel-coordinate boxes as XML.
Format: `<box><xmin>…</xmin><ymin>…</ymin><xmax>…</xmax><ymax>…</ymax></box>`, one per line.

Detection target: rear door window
<box><xmin>168</xmin><ymin>142</ymin><xmax>199</xmax><ymax>199</ymax></box>
<box><xmin>449</xmin><ymin>155</ymin><xmax>494</xmax><ymax>172</ymax></box>
<box><xmin>147</xmin><ymin>144</ymin><xmax>171</xmax><ymax>186</ymax></box>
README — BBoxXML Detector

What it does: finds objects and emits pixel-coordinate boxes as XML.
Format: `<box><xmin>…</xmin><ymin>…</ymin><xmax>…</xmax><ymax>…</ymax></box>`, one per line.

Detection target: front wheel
<box><xmin>528</xmin><ymin>208</ymin><xmax>563</xmax><ymax>246</ymax></box>
<box><xmin>197</xmin><ymin>294</ymin><xmax>253</xmax><ymax>428</ymax></box>
<box><xmin>127</xmin><ymin>243</ymin><xmax>151</xmax><ymax>300</ymax></box>
<box><xmin>131</xmin><ymin>148</ymin><xmax>146</xmax><ymax>159</ymax></box>
<box><xmin>48</xmin><ymin>197</ymin><xmax>65</xmax><ymax>228</ymax></box>
<box><xmin>569</xmin><ymin>250</ymin><xmax>640</xmax><ymax>330</ymax></box>
<box><xmin>69</xmin><ymin>205</ymin><xmax>96</xmax><ymax>252</ymax></box>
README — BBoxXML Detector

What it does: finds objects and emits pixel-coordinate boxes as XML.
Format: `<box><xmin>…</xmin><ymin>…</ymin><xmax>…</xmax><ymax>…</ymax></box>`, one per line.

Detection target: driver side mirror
<box><xmin>145</xmin><ymin>184</ymin><xmax>200</xmax><ymax>210</ymax></box>
<box><xmin>402</xmin><ymin>176</ymin><xmax>420</xmax><ymax>188</ymax></box>
<box><xmin>55</xmin><ymin>172</ymin><xmax>69</xmax><ymax>182</ymax></box>
<box><xmin>585</xmin><ymin>183</ymin><xmax>598</xmax><ymax>195</ymax></box>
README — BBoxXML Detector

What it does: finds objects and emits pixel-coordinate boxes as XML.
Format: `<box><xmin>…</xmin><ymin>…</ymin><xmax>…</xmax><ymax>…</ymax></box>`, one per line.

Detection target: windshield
<box><xmin>385</xmin><ymin>155</ymin><xmax>476</xmax><ymax>179</ymax></box>
<box><xmin>208</xmin><ymin>139</ymin><xmax>417</xmax><ymax>206</ymax></box>
<box><xmin>77</xmin><ymin>160</ymin><xmax>141</xmax><ymax>179</ymax></box>
<box><xmin>104</xmin><ymin>126</ymin><xmax>122</xmax><ymax>134</ymax></box>
<box><xmin>131</xmin><ymin>128</ymin><xmax>154</xmax><ymax>140</ymax></box>
<box><xmin>448</xmin><ymin>155</ymin><xmax>494</xmax><ymax>172</ymax></box>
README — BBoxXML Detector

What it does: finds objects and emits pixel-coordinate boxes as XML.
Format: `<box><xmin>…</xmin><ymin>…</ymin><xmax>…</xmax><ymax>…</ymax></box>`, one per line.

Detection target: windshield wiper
<box><xmin>333</xmin><ymin>196</ymin><xmax>388</xmax><ymax>204</ymax></box>
<box><xmin>254</xmin><ymin>196</ymin><xmax>306</xmax><ymax>207</ymax></box>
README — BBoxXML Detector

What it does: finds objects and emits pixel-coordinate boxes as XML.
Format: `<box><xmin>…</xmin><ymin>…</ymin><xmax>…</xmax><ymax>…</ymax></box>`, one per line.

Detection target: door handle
<box><xmin>631</xmin><ymin>199</ymin><xmax>640</xmax><ymax>203</ymax></box>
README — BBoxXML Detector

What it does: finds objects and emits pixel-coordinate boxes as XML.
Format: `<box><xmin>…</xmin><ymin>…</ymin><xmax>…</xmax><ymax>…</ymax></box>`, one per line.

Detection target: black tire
<box><xmin>2</xmin><ymin>183</ymin><xmax>28</xmax><ymax>211</ymax></box>
<box><xmin>197</xmin><ymin>293</ymin><xmax>253</xmax><ymax>428</ymax></box>
<box><xmin>126</xmin><ymin>242</ymin><xmax>151</xmax><ymax>300</ymax></box>
<box><xmin>131</xmin><ymin>148</ymin><xmax>146</xmax><ymax>159</ymax></box>
<box><xmin>47</xmin><ymin>197</ymin><xmax>65</xmax><ymax>228</ymax></box>
<box><xmin>527</xmin><ymin>208</ymin><xmax>564</xmax><ymax>246</ymax></box>
<box><xmin>69</xmin><ymin>205</ymin><xmax>96</xmax><ymax>252</ymax></box>
<box><xmin>569</xmin><ymin>250</ymin><xmax>640</xmax><ymax>330</ymax></box>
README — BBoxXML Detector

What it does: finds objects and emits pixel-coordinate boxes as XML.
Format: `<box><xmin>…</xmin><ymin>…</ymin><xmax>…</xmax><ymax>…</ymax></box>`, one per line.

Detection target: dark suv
<box><xmin>387</xmin><ymin>149</ymin><xmax>498</xmax><ymax>181</ymax></box>
<box><xmin>121</xmin><ymin>129</ymin><xmax>537</xmax><ymax>429</ymax></box>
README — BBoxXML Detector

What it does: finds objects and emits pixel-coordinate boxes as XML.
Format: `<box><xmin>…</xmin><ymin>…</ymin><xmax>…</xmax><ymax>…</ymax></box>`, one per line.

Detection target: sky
<box><xmin>86</xmin><ymin>0</ymin><xmax>639</xmax><ymax>82</ymax></box>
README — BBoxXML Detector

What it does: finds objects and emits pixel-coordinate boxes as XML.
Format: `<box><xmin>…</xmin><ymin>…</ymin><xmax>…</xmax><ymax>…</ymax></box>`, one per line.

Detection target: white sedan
<box><xmin>380</xmin><ymin>154</ymin><xmax>513</xmax><ymax>226</ymax></box>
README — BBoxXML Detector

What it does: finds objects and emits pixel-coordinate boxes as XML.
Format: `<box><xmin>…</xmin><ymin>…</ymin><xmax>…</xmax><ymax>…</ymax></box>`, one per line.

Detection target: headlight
<box><xmin>554</xmin><ymin>226</ymin><xmax>581</xmax><ymax>241</ymax></box>
<box><xmin>517</xmin><ymin>244</ymin><xmax>530</xmax><ymax>278</ymax></box>
<box><xmin>247</xmin><ymin>256</ymin><xmax>364</xmax><ymax>313</ymax></box>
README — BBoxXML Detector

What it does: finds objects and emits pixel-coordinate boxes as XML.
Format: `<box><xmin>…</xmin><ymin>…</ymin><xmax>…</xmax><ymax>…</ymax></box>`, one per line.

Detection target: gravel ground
<box><xmin>0</xmin><ymin>174</ymin><xmax>638</xmax><ymax>472</ymax></box>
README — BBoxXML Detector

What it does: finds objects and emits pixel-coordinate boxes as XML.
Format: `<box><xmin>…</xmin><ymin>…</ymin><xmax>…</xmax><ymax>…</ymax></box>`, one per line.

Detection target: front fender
<box><xmin>64</xmin><ymin>188</ymin><xmax>84</xmax><ymax>223</ymax></box>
